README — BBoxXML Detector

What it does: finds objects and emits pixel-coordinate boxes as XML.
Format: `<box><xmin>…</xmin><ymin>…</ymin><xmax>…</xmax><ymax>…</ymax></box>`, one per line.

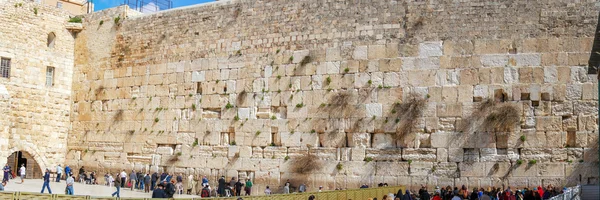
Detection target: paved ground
<box><xmin>3</xmin><ymin>178</ymin><xmax>199</xmax><ymax>198</ymax></box>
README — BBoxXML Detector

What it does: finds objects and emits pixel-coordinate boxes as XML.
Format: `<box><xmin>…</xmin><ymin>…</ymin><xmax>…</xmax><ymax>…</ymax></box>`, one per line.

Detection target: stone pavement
<box><xmin>2</xmin><ymin>179</ymin><xmax>198</xmax><ymax>198</ymax></box>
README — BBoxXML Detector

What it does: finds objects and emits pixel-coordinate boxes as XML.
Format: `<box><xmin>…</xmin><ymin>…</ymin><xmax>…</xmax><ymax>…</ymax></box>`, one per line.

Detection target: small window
<box><xmin>56</xmin><ymin>2</ymin><xmax>62</xmax><ymax>9</ymax></box>
<box><xmin>47</xmin><ymin>32</ymin><xmax>56</xmax><ymax>48</ymax></box>
<box><xmin>0</xmin><ymin>58</ymin><xmax>10</xmax><ymax>78</ymax></box>
<box><xmin>46</xmin><ymin>67</ymin><xmax>55</xmax><ymax>87</ymax></box>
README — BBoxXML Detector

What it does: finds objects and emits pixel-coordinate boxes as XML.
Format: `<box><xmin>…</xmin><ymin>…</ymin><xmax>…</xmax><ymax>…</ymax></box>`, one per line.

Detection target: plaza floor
<box><xmin>2</xmin><ymin>178</ymin><xmax>199</xmax><ymax>198</ymax></box>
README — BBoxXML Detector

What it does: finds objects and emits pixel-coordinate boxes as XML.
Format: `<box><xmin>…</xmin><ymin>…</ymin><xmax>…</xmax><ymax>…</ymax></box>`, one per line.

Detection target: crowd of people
<box><xmin>0</xmin><ymin>164</ymin><xmax>575</xmax><ymax>200</ymax></box>
<box><xmin>364</xmin><ymin>185</ymin><xmax>570</xmax><ymax>200</ymax></box>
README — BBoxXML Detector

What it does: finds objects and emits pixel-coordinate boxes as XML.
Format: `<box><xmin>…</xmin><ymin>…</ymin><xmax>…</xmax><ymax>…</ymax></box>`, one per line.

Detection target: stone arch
<box><xmin>47</xmin><ymin>32</ymin><xmax>56</xmax><ymax>48</ymax></box>
<box><xmin>7</xmin><ymin>143</ymin><xmax>50</xmax><ymax>175</ymax></box>
<box><xmin>6</xmin><ymin>151</ymin><xmax>43</xmax><ymax>179</ymax></box>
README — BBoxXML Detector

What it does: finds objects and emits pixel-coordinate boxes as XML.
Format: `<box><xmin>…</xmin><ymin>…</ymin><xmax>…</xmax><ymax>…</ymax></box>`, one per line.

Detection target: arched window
<box><xmin>47</xmin><ymin>32</ymin><xmax>56</xmax><ymax>48</ymax></box>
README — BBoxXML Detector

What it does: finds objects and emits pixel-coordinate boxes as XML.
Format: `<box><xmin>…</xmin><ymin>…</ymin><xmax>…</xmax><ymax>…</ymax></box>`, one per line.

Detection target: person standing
<box><xmin>151</xmin><ymin>172</ymin><xmax>158</xmax><ymax>191</ymax></box>
<box><xmin>264</xmin><ymin>186</ymin><xmax>271</xmax><ymax>195</ymax></box>
<box><xmin>137</xmin><ymin>172</ymin><xmax>144</xmax><ymax>190</ymax></box>
<box><xmin>64</xmin><ymin>165</ymin><xmax>71</xmax><ymax>180</ymax></box>
<box><xmin>78</xmin><ymin>166</ymin><xmax>85</xmax><ymax>182</ymax></box>
<box><xmin>66</xmin><ymin>175</ymin><xmax>74</xmax><ymax>195</ymax></box>
<box><xmin>56</xmin><ymin>164</ymin><xmax>63</xmax><ymax>182</ymax></box>
<box><xmin>2</xmin><ymin>164</ymin><xmax>10</xmax><ymax>183</ymax></box>
<box><xmin>245</xmin><ymin>179</ymin><xmax>253</xmax><ymax>195</ymax></box>
<box><xmin>119</xmin><ymin>170</ymin><xmax>127</xmax><ymax>188</ymax></box>
<box><xmin>234</xmin><ymin>179</ymin><xmax>243</xmax><ymax>196</ymax></box>
<box><xmin>218</xmin><ymin>176</ymin><xmax>226</xmax><ymax>196</ymax></box>
<box><xmin>108</xmin><ymin>174</ymin><xmax>114</xmax><ymax>187</ymax></box>
<box><xmin>129</xmin><ymin>170</ymin><xmax>137</xmax><ymax>190</ymax></box>
<box><xmin>41</xmin><ymin>169</ymin><xmax>52</xmax><ymax>194</ymax></box>
<box><xmin>112</xmin><ymin>173</ymin><xmax>121</xmax><ymax>197</ymax></box>
<box><xmin>144</xmin><ymin>173</ymin><xmax>151</xmax><ymax>193</ymax></box>
<box><xmin>19</xmin><ymin>164</ymin><xmax>26</xmax><ymax>183</ymax></box>
<box><xmin>299</xmin><ymin>183</ymin><xmax>306</xmax><ymax>193</ymax></box>
<box><xmin>283</xmin><ymin>179</ymin><xmax>290</xmax><ymax>194</ymax></box>
<box><xmin>176</xmin><ymin>173</ymin><xmax>183</xmax><ymax>194</ymax></box>
<box><xmin>187</xmin><ymin>174</ymin><xmax>196</xmax><ymax>195</ymax></box>
<box><xmin>229</xmin><ymin>177</ymin><xmax>237</xmax><ymax>194</ymax></box>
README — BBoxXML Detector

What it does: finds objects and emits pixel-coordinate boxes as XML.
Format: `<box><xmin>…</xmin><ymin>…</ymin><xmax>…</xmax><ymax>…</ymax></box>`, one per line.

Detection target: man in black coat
<box><xmin>151</xmin><ymin>172</ymin><xmax>158</xmax><ymax>190</ymax></box>
<box><xmin>152</xmin><ymin>183</ymin><xmax>168</xmax><ymax>198</ymax></box>
<box><xmin>164</xmin><ymin>180</ymin><xmax>175</xmax><ymax>198</ymax></box>
<box><xmin>218</xmin><ymin>176</ymin><xmax>226</xmax><ymax>196</ymax></box>
<box><xmin>235</xmin><ymin>179</ymin><xmax>244</xmax><ymax>196</ymax></box>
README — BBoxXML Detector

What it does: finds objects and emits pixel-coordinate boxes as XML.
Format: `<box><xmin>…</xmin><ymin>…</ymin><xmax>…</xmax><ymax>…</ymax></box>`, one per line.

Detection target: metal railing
<box><xmin>0</xmin><ymin>186</ymin><xmax>404</xmax><ymax>200</ymax></box>
<box><xmin>549</xmin><ymin>185</ymin><xmax>580</xmax><ymax>200</ymax></box>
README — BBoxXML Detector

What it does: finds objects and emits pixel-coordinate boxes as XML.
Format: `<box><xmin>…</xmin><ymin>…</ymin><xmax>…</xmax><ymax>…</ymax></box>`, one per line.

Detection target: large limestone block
<box><xmin>365</xmin><ymin>103</ymin><xmax>382</xmax><ymax>117</ymax></box>
<box><xmin>350</xmin><ymin>147</ymin><xmax>366</xmax><ymax>161</ymax></box>
<box><xmin>520</xmin><ymin>148</ymin><xmax>553</xmax><ymax>162</ymax></box>
<box><xmin>366</xmin><ymin>148</ymin><xmax>402</xmax><ymax>161</ymax></box>
<box><xmin>409</xmin><ymin>162</ymin><xmax>434</xmax><ymax>176</ymax></box>
<box><xmin>372</xmin><ymin>133</ymin><xmax>395</xmax><ymax>149</ymax></box>
<box><xmin>437</xmin><ymin>148</ymin><xmax>448</xmax><ymax>162</ymax></box>
<box><xmin>432</xmin><ymin>162</ymin><xmax>459</xmax><ymax>177</ymax></box>
<box><xmin>459</xmin><ymin>162</ymin><xmax>487</xmax><ymax>177</ymax></box>
<box><xmin>484</xmin><ymin>162</ymin><xmax>512</xmax><ymax>177</ymax></box>
<box><xmin>318</xmin><ymin>132</ymin><xmax>346</xmax><ymax>148</ymax></box>
<box><xmin>368</xmin><ymin>45</ymin><xmax>386</xmax><ymax>59</ymax></box>
<box><xmin>353</xmin><ymin>46</ymin><xmax>368</xmax><ymax>60</ymax></box>
<box><xmin>402</xmin><ymin>148</ymin><xmax>437</xmax><ymax>162</ymax></box>
<box><xmin>535</xmin><ymin>117</ymin><xmax>562</xmax><ymax>131</ymax></box>
<box><xmin>375</xmin><ymin>162</ymin><xmax>409</xmax><ymax>176</ymax></box>
<box><xmin>419</xmin><ymin>41</ymin><xmax>443</xmax><ymax>57</ymax></box>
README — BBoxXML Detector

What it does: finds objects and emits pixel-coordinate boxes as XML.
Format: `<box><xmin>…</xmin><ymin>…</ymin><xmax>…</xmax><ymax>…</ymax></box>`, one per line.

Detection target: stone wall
<box><xmin>0</xmin><ymin>0</ymin><xmax>75</xmax><ymax>178</ymax></box>
<box><xmin>69</xmin><ymin>0</ymin><xmax>600</xmax><ymax>193</ymax></box>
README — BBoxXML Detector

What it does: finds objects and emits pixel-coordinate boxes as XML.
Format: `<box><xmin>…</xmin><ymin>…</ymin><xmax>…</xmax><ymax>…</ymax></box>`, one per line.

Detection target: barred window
<box><xmin>46</xmin><ymin>67</ymin><xmax>55</xmax><ymax>87</ymax></box>
<box><xmin>0</xmin><ymin>58</ymin><xmax>10</xmax><ymax>78</ymax></box>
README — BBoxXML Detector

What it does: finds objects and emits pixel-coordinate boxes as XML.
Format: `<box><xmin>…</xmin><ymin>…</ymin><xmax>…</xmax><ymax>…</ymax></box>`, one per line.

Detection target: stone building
<box><xmin>0</xmin><ymin>0</ymin><xmax>75</xmax><ymax>178</ymax></box>
<box><xmin>1</xmin><ymin>0</ymin><xmax>600</xmax><ymax>194</ymax></box>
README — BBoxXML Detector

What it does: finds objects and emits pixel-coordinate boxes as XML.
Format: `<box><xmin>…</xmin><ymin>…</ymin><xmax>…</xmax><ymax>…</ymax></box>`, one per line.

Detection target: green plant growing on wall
<box><xmin>230</xmin><ymin>141</ymin><xmax>236</xmax><ymax>145</ymax></box>
<box><xmin>344</xmin><ymin>68</ymin><xmax>349</xmax><ymax>73</ymax></box>
<box><xmin>336</xmin><ymin>163</ymin><xmax>343</xmax><ymax>170</ymax></box>
<box><xmin>528</xmin><ymin>160</ymin><xmax>537</xmax><ymax>165</ymax></box>
<box><xmin>310</xmin><ymin>129</ymin><xmax>316</xmax><ymax>134</ymax></box>
<box><xmin>114</xmin><ymin>16</ymin><xmax>121</xmax><ymax>24</ymax></box>
<box><xmin>276</xmin><ymin>49</ymin><xmax>280</xmax><ymax>54</ymax></box>
<box><xmin>326</xmin><ymin>77</ymin><xmax>332</xmax><ymax>85</ymax></box>
<box><xmin>176</xmin><ymin>152</ymin><xmax>182</xmax><ymax>156</ymax></box>
<box><xmin>277</xmin><ymin>75</ymin><xmax>281</xmax><ymax>79</ymax></box>
<box><xmin>225</xmin><ymin>102</ymin><xmax>234</xmax><ymax>109</ymax></box>
<box><xmin>364</xmin><ymin>157</ymin><xmax>373</xmax><ymax>162</ymax></box>
<box><xmin>407</xmin><ymin>160</ymin><xmax>413</xmax><ymax>165</ymax></box>
<box><xmin>255</xmin><ymin>131</ymin><xmax>261</xmax><ymax>136</ymax></box>
<box><xmin>68</xmin><ymin>16</ymin><xmax>83</xmax><ymax>23</ymax></box>
<box><xmin>154</xmin><ymin>118</ymin><xmax>159</xmax><ymax>123</ymax></box>
<box><xmin>289</xmin><ymin>56</ymin><xmax>294</xmax><ymax>63</ymax></box>
<box><xmin>271</xmin><ymin>116</ymin><xmax>276</xmax><ymax>120</ymax></box>
<box><xmin>191</xmin><ymin>104</ymin><xmax>196</xmax><ymax>110</ymax></box>
<box><xmin>520</xmin><ymin>135</ymin><xmax>526</xmax><ymax>142</ymax></box>
<box><xmin>192</xmin><ymin>139</ymin><xmax>198</xmax><ymax>147</ymax></box>
<box><xmin>516</xmin><ymin>160</ymin><xmax>523</xmax><ymax>165</ymax></box>
<box><xmin>284</xmin><ymin>156</ymin><xmax>290</xmax><ymax>161</ymax></box>
<box><xmin>99</xmin><ymin>20</ymin><xmax>104</xmax><ymax>26</ymax></box>
<box><xmin>33</xmin><ymin>8</ymin><xmax>38</xmax><ymax>15</ymax></box>
<box><xmin>296</xmin><ymin>103</ymin><xmax>304</xmax><ymax>108</ymax></box>
<box><xmin>367</xmin><ymin>80</ymin><xmax>372</xmax><ymax>85</ymax></box>
<box><xmin>234</xmin><ymin>115</ymin><xmax>240</xmax><ymax>121</ymax></box>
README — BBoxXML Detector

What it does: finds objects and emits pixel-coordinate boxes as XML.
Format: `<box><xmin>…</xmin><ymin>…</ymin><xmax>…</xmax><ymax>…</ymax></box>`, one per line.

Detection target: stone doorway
<box><xmin>7</xmin><ymin>151</ymin><xmax>42</xmax><ymax>179</ymax></box>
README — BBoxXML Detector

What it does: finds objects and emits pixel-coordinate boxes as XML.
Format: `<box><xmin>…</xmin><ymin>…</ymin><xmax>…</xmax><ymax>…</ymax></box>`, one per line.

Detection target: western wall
<box><xmin>1</xmin><ymin>0</ymin><xmax>600</xmax><ymax>194</ymax></box>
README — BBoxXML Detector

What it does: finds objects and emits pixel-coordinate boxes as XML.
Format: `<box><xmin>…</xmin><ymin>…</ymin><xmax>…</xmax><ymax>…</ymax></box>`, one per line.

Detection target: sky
<box><xmin>94</xmin><ymin>0</ymin><xmax>214</xmax><ymax>12</ymax></box>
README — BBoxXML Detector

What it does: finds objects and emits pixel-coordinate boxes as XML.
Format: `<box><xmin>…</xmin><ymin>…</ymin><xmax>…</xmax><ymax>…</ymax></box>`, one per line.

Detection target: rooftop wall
<box><xmin>69</xmin><ymin>0</ymin><xmax>600</xmax><ymax>192</ymax></box>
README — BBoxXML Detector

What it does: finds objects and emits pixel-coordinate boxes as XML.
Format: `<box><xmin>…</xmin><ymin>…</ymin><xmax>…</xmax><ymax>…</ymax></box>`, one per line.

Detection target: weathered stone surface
<box><xmin>3</xmin><ymin>0</ymin><xmax>591</xmax><ymax>189</ymax></box>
